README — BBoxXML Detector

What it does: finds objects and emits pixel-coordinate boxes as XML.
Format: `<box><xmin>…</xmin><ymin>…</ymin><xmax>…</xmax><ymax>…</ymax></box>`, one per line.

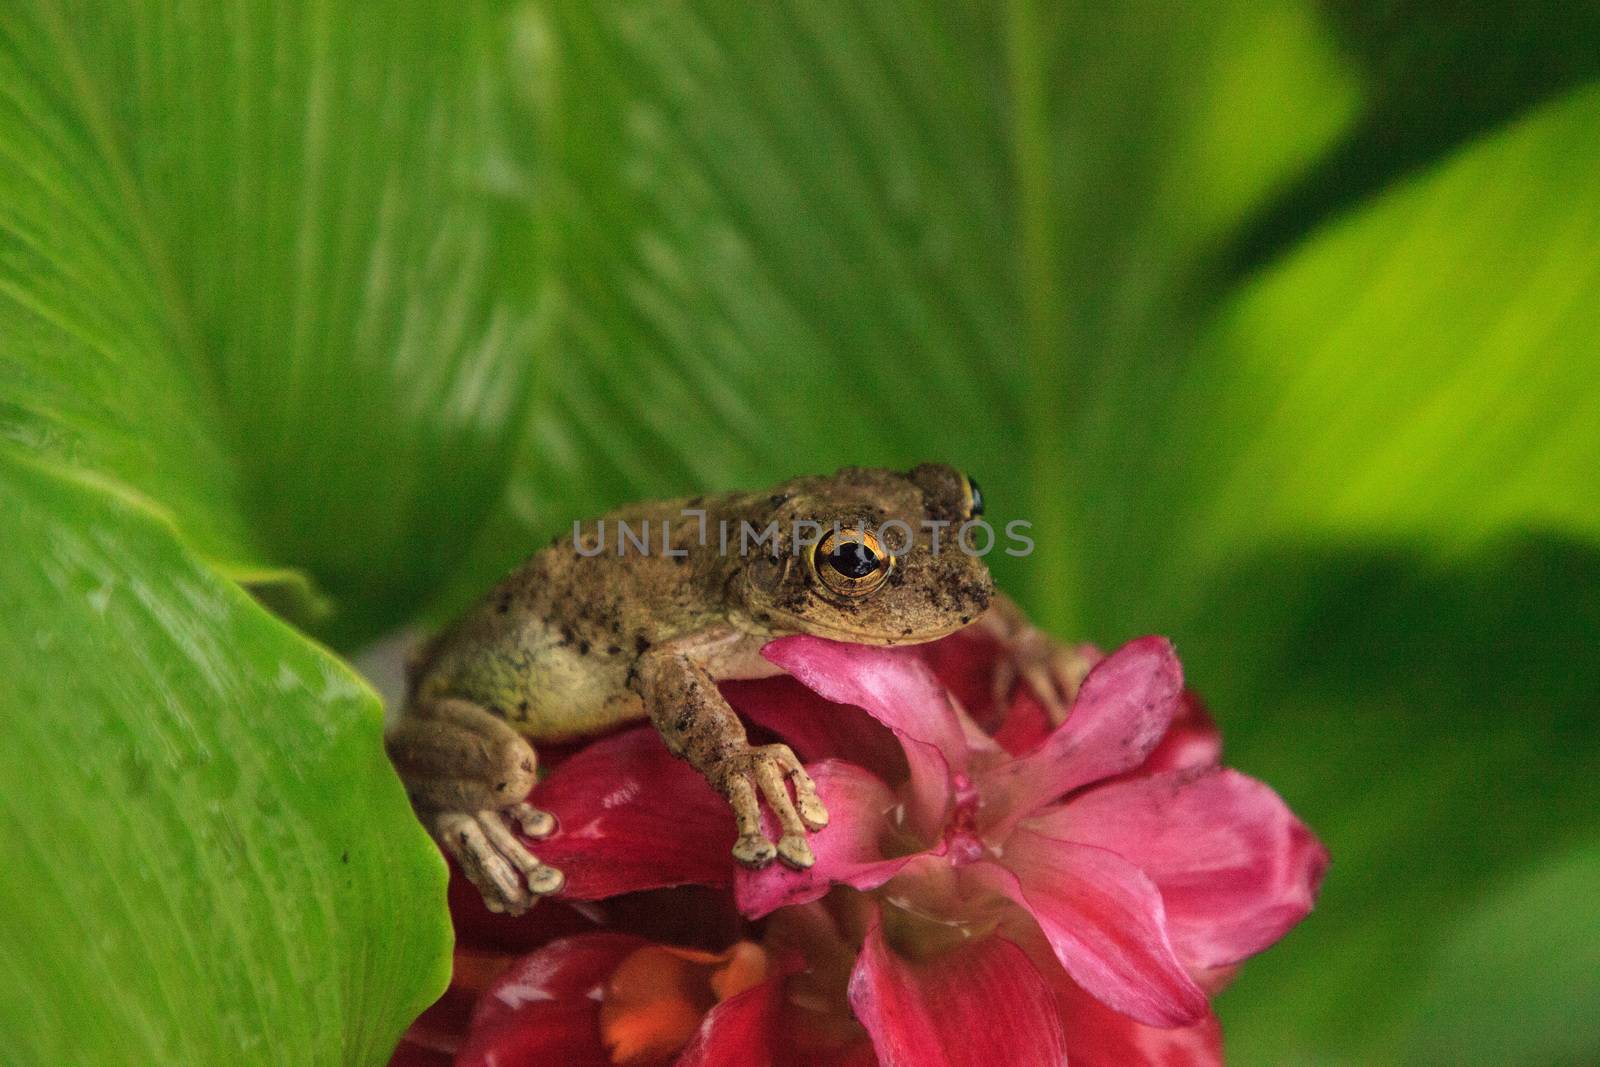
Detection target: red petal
<box><xmin>1027</xmin><ymin>768</ymin><xmax>1328</xmax><ymax>969</ymax></box>
<box><xmin>529</xmin><ymin>728</ymin><xmax>735</xmax><ymax>898</ymax></box>
<box><xmin>990</xmin><ymin>687</ymin><xmax>1054</xmax><ymax>758</ymax></box>
<box><xmin>471</xmin><ymin>933</ymin><xmax>647</xmax><ymax>1032</ymax></box>
<box><xmin>848</xmin><ymin>913</ymin><xmax>1065</xmax><ymax>1067</ymax></box>
<box><xmin>916</xmin><ymin>627</ymin><xmax>1008</xmax><ymax>730</ymax></box>
<box><xmin>979</xmin><ymin>830</ymin><xmax>1209</xmax><ymax>1027</ymax></box>
<box><xmin>723</xmin><ymin>675</ymin><xmax>908</xmax><ymax>786</ymax></box>
<box><xmin>447</xmin><ymin>877</ymin><xmax>602</xmax><ymax>954</ymax></box>
<box><xmin>763</xmin><ymin>636</ymin><xmax>978</xmax><ymax>835</ymax></box>
<box><xmin>979</xmin><ymin>637</ymin><xmax>1182</xmax><ymax>834</ymax></box>
<box><xmin>676</xmin><ymin>976</ymin><xmax>784</xmax><ymax>1067</ymax></box>
<box><xmin>456</xmin><ymin>1003</ymin><xmax>613</xmax><ymax>1067</ymax></box>
<box><xmin>736</xmin><ymin>760</ymin><xmax>926</xmax><ymax>919</ymax></box>
<box><xmin>1050</xmin><ymin>958</ymin><xmax>1224</xmax><ymax>1067</ymax></box>
<box><xmin>458</xmin><ymin>934</ymin><xmax>646</xmax><ymax>1067</ymax></box>
<box><xmin>387</xmin><ymin>1039</ymin><xmax>454</xmax><ymax>1067</ymax></box>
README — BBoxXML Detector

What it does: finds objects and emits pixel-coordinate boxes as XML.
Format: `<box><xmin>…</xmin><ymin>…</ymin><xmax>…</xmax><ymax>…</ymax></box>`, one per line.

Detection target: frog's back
<box><xmin>409</xmin><ymin>493</ymin><xmax>744</xmax><ymax>740</ymax></box>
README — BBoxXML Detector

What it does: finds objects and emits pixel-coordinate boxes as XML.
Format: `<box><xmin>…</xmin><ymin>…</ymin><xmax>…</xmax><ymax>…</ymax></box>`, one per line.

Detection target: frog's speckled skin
<box><xmin>387</xmin><ymin>464</ymin><xmax>1001</xmax><ymax>914</ymax></box>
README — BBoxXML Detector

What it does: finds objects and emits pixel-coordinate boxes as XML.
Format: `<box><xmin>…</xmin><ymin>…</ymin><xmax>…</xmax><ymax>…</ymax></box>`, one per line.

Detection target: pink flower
<box><xmin>393</xmin><ymin>629</ymin><xmax>1326</xmax><ymax>1066</ymax></box>
<box><xmin>736</xmin><ymin>634</ymin><xmax>1327</xmax><ymax>1029</ymax></box>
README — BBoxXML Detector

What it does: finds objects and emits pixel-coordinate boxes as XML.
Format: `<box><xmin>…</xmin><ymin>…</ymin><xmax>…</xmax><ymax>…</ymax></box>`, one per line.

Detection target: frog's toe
<box><xmin>526</xmin><ymin>862</ymin><xmax>566</xmax><ymax>896</ymax></box>
<box><xmin>732</xmin><ymin>832</ymin><xmax>778</xmax><ymax>868</ymax></box>
<box><xmin>776</xmin><ymin>833</ymin><xmax>815</xmax><ymax>870</ymax></box>
<box><xmin>434</xmin><ymin>812</ymin><xmax>533</xmax><ymax>915</ymax></box>
<box><xmin>433</xmin><ymin>809</ymin><xmax>565</xmax><ymax>915</ymax></box>
<box><xmin>795</xmin><ymin>792</ymin><xmax>829</xmax><ymax>832</ymax></box>
<box><xmin>477</xmin><ymin>807</ymin><xmax>565</xmax><ymax>898</ymax></box>
<box><xmin>509</xmin><ymin>801</ymin><xmax>559</xmax><ymax>840</ymax></box>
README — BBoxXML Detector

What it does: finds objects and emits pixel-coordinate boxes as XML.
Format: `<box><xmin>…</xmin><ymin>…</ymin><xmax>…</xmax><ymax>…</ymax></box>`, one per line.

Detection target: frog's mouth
<box><xmin>756</xmin><ymin>608</ymin><xmax>971</xmax><ymax>647</ymax></box>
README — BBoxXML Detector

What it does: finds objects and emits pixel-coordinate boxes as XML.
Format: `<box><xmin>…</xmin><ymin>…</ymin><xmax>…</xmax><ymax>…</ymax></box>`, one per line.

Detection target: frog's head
<box><xmin>734</xmin><ymin>463</ymin><xmax>994</xmax><ymax>645</ymax></box>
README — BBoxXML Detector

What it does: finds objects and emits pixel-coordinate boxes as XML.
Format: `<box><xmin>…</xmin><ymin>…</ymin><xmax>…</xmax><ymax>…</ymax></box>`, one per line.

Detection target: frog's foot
<box><xmin>385</xmin><ymin>697</ymin><xmax>563</xmax><ymax>913</ymax></box>
<box><xmin>991</xmin><ymin>629</ymin><xmax>1096</xmax><ymax>727</ymax></box>
<box><xmin>713</xmin><ymin>744</ymin><xmax>829</xmax><ymax>871</ymax></box>
<box><xmin>433</xmin><ymin>810</ymin><xmax>565</xmax><ymax>915</ymax></box>
<box><xmin>979</xmin><ymin>596</ymin><xmax>1096</xmax><ymax>727</ymax></box>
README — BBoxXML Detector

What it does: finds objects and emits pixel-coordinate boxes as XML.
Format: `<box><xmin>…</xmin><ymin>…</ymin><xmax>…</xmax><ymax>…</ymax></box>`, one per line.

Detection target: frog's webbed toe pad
<box><xmin>776</xmin><ymin>833</ymin><xmax>815</xmax><ymax>870</ymax></box>
<box><xmin>433</xmin><ymin>810</ymin><xmax>564</xmax><ymax>915</ymax></box>
<box><xmin>794</xmin><ymin>792</ymin><xmax>829</xmax><ymax>832</ymax></box>
<box><xmin>508</xmin><ymin>801</ymin><xmax>559</xmax><ymax>840</ymax></box>
<box><xmin>732</xmin><ymin>832</ymin><xmax>778</xmax><ymax>868</ymax></box>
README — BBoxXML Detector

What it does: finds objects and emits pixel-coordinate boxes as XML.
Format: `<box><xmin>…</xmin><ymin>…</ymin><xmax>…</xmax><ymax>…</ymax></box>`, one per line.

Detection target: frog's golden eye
<box><xmin>962</xmin><ymin>473</ymin><xmax>985</xmax><ymax>518</ymax></box>
<box><xmin>808</xmin><ymin>529</ymin><xmax>894</xmax><ymax>598</ymax></box>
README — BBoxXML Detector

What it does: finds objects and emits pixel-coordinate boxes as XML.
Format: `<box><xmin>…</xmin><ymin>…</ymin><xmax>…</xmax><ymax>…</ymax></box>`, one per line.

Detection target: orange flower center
<box><xmin>599</xmin><ymin>941</ymin><xmax>770</xmax><ymax>1065</ymax></box>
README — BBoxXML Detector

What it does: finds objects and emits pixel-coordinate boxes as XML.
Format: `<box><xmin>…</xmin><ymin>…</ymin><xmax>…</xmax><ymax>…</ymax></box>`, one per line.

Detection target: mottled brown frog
<box><xmin>387</xmin><ymin>463</ymin><xmax>1077</xmax><ymax>914</ymax></box>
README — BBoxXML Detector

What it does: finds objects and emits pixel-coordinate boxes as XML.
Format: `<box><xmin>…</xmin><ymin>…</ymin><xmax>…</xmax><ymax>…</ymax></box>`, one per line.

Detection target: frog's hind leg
<box><xmin>385</xmin><ymin>697</ymin><xmax>564</xmax><ymax>914</ymax></box>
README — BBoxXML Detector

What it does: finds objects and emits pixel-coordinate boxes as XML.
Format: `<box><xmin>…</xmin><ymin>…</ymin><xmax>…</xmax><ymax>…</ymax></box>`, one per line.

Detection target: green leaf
<box><xmin>1403</xmin><ymin>835</ymin><xmax>1600</xmax><ymax>1066</ymax></box>
<box><xmin>1183</xmin><ymin>535</ymin><xmax>1600</xmax><ymax>1064</ymax></box>
<box><xmin>1094</xmin><ymin>81</ymin><xmax>1600</xmax><ymax>630</ymax></box>
<box><xmin>1081</xmin><ymin>84</ymin><xmax>1600</xmax><ymax>1062</ymax></box>
<box><xmin>0</xmin><ymin>448</ymin><xmax>450</xmax><ymax>1064</ymax></box>
<box><xmin>440</xmin><ymin>0</ymin><xmax>1360</xmax><ymax>628</ymax></box>
<box><xmin>1</xmin><ymin>1</ymin><xmax>540</xmax><ymax>640</ymax></box>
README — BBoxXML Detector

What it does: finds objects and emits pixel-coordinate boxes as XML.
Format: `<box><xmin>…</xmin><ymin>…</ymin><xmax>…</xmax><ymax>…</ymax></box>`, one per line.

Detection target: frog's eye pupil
<box><xmin>807</xmin><ymin>530</ymin><xmax>894</xmax><ymax>597</ymax></box>
<box><xmin>966</xmin><ymin>475</ymin><xmax>985</xmax><ymax>517</ymax></box>
<box><xmin>827</xmin><ymin>540</ymin><xmax>881</xmax><ymax>578</ymax></box>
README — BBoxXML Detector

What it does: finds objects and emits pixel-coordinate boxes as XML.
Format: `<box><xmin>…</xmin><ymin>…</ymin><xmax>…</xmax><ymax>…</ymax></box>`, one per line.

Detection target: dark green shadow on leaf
<box><xmin>1178</xmin><ymin>534</ymin><xmax>1600</xmax><ymax>1065</ymax></box>
<box><xmin>1228</xmin><ymin>0</ymin><xmax>1600</xmax><ymax>276</ymax></box>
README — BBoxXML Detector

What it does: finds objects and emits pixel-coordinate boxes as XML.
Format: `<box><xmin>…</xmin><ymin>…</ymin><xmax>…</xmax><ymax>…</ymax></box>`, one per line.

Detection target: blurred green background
<box><xmin>2</xmin><ymin>1</ymin><xmax>1597</xmax><ymax>1063</ymax></box>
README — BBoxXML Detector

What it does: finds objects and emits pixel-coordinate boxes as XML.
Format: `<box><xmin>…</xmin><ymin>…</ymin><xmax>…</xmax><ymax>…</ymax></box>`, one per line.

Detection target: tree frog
<box><xmin>386</xmin><ymin>463</ymin><xmax>1078</xmax><ymax>913</ymax></box>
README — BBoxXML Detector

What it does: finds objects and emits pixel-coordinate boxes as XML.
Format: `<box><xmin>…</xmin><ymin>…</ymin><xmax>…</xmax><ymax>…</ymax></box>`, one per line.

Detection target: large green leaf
<box><xmin>1403</xmin><ymin>834</ymin><xmax>1600</xmax><ymax>1066</ymax></box>
<box><xmin>1093</xmin><ymin>82</ymin><xmax>1600</xmax><ymax>632</ymax></box>
<box><xmin>0</xmin><ymin>447</ymin><xmax>450</xmax><ymax>1064</ymax></box>
<box><xmin>0</xmin><ymin>0</ymin><xmax>539</xmax><ymax>639</ymax></box>
<box><xmin>1180</xmin><ymin>534</ymin><xmax>1600</xmax><ymax>1065</ymax></box>
<box><xmin>442</xmin><ymin>0</ymin><xmax>1359</xmax><ymax>628</ymax></box>
<box><xmin>5</xmin><ymin>1</ymin><xmax>1599</xmax><ymax>1063</ymax></box>
<box><xmin>1085</xmin><ymin>84</ymin><xmax>1600</xmax><ymax>1063</ymax></box>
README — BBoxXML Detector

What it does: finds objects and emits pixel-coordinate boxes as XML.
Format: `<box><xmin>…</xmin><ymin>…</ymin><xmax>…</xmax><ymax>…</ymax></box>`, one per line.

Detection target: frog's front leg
<box><xmin>385</xmin><ymin>697</ymin><xmax>564</xmax><ymax>914</ymax></box>
<box><xmin>633</xmin><ymin>634</ymin><xmax>829</xmax><ymax>870</ymax></box>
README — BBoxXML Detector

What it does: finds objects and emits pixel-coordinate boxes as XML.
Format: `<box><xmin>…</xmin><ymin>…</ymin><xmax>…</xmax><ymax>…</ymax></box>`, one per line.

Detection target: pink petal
<box><xmin>764</xmin><ymin>636</ymin><xmax>982</xmax><ymax>835</ymax></box>
<box><xmin>1027</xmin><ymin>768</ymin><xmax>1328</xmax><ymax>969</ymax></box>
<box><xmin>736</xmin><ymin>760</ymin><xmax>928</xmax><ymax>919</ymax></box>
<box><xmin>676</xmin><ymin>976</ymin><xmax>784</xmax><ymax>1067</ymax></box>
<box><xmin>529</xmin><ymin>728</ymin><xmax>734</xmax><ymax>898</ymax></box>
<box><xmin>980</xmin><ymin>637</ymin><xmax>1183</xmax><ymax>834</ymax></box>
<box><xmin>763</xmin><ymin>635</ymin><xmax>982</xmax><ymax>771</ymax></box>
<box><xmin>979</xmin><ymin>829</ymin><xmax>1209</xmax><ymax>1027</ymax></box>
<box><xmin>722</xmin><ymin>675</ymin><xmax>908</xmax><ymax>785</ymax></box>
<box><xmin>1004</xmin><ymin>923</ymin><xmax>1226</xmax><ymax>1067</ymax></box>
<box><xmin>848</xmin><ymin>912</ymin><xmax>1066</xmax><ymax>1067</ymax></box>
<box><xmin>1053</xmin><ymin>965</ymin><xmax>1224</xmax><ymax>1067</ymax></box>
<box><xmin>1131</xmin><ymin>692</ymin><xmax>1222</xmax><ymax>778</ymax></box>
<box><xmin>457</xmin><ymin>933</ymin><xmax>645</xmax><ymax>1067</ymax></box>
